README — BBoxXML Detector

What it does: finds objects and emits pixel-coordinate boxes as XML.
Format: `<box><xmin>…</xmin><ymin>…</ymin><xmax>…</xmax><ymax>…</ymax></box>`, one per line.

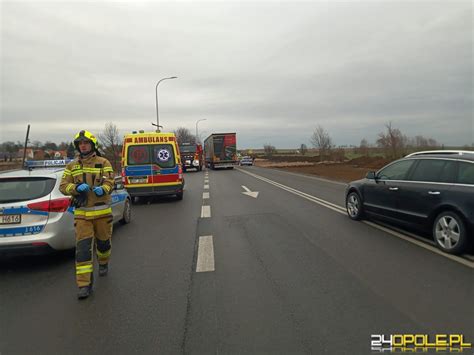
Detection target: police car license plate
<box><xmin>130</xmin><ymin>178</ymin><xmax>147</xmax><ymax>184</ymax></box>
<box><xmin>0</xmin><ymin>214</ymin><xmax>21</xmax><ymax>224</ymax></box>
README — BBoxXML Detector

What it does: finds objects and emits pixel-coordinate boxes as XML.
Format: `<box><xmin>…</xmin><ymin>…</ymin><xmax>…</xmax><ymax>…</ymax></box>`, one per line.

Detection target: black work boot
<box><xmin>77</xmin><ymin>286</ymin><xmax>92</xmax><ymax>299</ymax></box>
<box><xmin>99</xmin><ymin>263</ymin><xmax>108</xmax><ymax>277</ymax></box>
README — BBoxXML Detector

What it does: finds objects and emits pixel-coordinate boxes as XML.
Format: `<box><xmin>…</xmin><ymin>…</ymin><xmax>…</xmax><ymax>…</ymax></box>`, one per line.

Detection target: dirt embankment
<box><xmin>0</xmin><ymin>162</ymin><xmax>22</xmax><ymax>172</ymax></box>
<box><xmin>254</xmin><ymin>156</ymin><xmax>390</xmax><ymax>183</ymax></box>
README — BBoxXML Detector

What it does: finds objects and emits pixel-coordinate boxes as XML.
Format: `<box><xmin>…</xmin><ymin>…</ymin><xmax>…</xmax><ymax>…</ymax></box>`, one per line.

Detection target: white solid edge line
<box><xmin>236</xmin><ymin>166</ymin><xmax>347</xmax><ymax>186</ymax></box>
<box><xmin>201</xmin><ymin>205</ymin><xmax>211</xmax><ymax>218</ymax></box>
<box><xmin>237</xmin><ymin>168</ymin><xmax>474</xmax><ymax>269</ymax></box>
<box><xmin>362</xmin><ymin>221</ymin><xmax>474</xmax><ymax>269</ymax></box>
<box><xmin>196</xmin><ymin>235</ymin><xmax>215</xmax><ymax>272</ymax></box>
<box><xmin>203</xmin><ymin>192</ymin><xmax>210</xmax><ymax>199</ymax></box>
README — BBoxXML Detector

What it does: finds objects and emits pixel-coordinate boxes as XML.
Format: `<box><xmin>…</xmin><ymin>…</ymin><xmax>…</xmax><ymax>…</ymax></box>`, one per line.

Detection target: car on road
<box><xmin>239</xmin><ymin>156</ymin><xmax>254</xmax><ymax>166</ymax></box>
<box><xmin>0</xmin><ymin>160</ymin><xmax>132</xmax><ymax>255</ymax></box>
<box><xmin>345</xmin><ymin>151</ymin><xmax>474</xmax><ymax>254</ymax></box>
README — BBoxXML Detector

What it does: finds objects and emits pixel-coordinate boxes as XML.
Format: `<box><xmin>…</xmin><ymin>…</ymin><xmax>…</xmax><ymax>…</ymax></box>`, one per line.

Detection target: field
<box><xmin>248</xmin><ymin>146</ymin><xmax>473</xmax><ymax>182</ymax></box>
<box><xmin>254</xmin><ymin>156</ymin><xmax>391</xmax><ymax>183</ymax></box>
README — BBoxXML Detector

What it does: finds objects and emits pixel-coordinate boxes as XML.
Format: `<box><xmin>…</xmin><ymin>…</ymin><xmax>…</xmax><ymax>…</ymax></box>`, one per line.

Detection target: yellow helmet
<box><xmin>74</xmin><ymin>130</ymin><xmax>98</xmax><ymax>151</ymax></box>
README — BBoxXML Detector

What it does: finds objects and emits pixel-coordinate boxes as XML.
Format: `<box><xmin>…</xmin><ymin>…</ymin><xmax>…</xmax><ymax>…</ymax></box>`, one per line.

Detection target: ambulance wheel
<box><xmin>176</xmin><ymin>190</ymin><xmax>184</xmax><ymax>200</ymax></box>
<box><xmin>120</xmin><ymin>199</ymin><xmax>131</xmax><ymax>224</ymax></box>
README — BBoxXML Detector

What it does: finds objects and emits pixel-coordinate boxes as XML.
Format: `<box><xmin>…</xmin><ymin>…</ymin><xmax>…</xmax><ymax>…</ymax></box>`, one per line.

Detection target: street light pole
<box><xmin>154</xmin><ymin>76</ymin><xmax>177</xmax><ymax>132</ymax></box>
<box><xmin>195</xmin><ymin>119</ymin><xmax>207</xmax><ymax>144</ymax></box>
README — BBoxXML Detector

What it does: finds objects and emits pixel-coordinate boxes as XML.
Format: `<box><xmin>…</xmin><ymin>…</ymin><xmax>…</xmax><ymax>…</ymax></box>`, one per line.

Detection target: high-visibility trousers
<box><xmin>75</xmin><ymin>216</ymin><xmax>113</xmax><ymax>287</ymax></box>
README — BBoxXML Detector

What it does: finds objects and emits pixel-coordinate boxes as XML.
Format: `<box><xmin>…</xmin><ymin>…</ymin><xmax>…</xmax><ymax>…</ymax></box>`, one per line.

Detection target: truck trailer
<box><xmin>204</xmin><ymin>133</ymin><xmax>238</xmax><ymax>169</ymax></box>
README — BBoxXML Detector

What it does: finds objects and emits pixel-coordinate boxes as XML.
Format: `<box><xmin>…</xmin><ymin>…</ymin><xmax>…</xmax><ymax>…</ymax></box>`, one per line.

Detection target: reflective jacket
<box><xmin>59</xmin><ymin>152</ymin><xmax>115</xmax><ymax>220</ymax></box>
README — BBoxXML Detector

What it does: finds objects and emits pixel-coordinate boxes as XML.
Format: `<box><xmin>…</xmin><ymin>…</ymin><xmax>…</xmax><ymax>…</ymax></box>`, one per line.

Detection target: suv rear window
<box><xmin>457</xmin><ymin>162</ymin><xmax>474</xmax><ymax>185</ymax></box>
<box><xmin>0</xmin><ymin>177</ymin><xmax>56</xmax><ymax>203</ymax></box>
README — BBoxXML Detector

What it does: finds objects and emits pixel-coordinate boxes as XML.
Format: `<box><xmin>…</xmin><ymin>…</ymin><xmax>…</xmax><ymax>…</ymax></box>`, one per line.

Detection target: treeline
<box><xmin>0</xmin><ymin>141</ymin><xmax>74</xmax><ymax>154</ymax></box>
<box><xmin>0</xmin><ymin>123</ymin><xmax>124</xmax><ymax>172</ymax></box>
<box><xmin>262</xmin><ymin>122</ymin><xmax>470</xmax><ymax>162</ymax></box>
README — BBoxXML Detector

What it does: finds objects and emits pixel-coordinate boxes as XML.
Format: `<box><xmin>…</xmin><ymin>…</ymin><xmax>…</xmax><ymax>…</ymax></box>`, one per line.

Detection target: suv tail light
<box><xmin>178</xmin><ymin>166</ymin><xmax>183</xmax><ymax>180</ymax></box>
<box><xmin>28</xmin><ymin>197</ymin><xmax>71</xmax><ymax>213</ymax></box>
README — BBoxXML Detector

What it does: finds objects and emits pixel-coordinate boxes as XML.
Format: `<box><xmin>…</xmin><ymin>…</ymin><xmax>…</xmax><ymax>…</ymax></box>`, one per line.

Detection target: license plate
<box><xmin>0</xmin><ymin>214</ymin><xmax>21</xmax><ymax>224</ymax></box>
<box><xmin>130</xmin><ymin>178</ymin><xmax>147</xmax><ymax>184</ymax></box>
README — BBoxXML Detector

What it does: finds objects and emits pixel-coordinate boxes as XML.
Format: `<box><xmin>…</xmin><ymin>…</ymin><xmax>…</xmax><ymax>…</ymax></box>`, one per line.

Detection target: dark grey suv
<box><xmin>345</xmin><ymin>151</ymin><xmax>474</xmax><ymax>254</ymax></box>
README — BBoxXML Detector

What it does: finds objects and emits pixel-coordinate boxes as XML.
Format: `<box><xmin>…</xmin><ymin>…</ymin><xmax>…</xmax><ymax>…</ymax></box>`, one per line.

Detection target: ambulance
<box><xmin>121</xmin><ymin>131</ymin><xmax>184</xmax><ymax>201</ymax></box>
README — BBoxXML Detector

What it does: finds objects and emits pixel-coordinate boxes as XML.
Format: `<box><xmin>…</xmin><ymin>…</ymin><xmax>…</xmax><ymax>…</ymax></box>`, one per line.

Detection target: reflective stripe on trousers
<box><xmin>74</xmin><ymin>205</ymin><xmax>112</xmax><ymax>218</ymax></box>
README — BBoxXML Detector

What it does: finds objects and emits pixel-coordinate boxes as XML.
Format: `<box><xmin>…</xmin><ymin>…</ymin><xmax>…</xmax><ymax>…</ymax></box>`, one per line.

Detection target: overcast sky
<box><xmin>1</xmin><ymin>0</ymin><xmax>472</xmax><ymax>148</ymax></box>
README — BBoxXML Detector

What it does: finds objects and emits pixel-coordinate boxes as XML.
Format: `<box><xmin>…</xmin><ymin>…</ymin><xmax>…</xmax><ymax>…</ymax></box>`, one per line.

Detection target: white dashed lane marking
<box><xmin>203</xmin><ymin>192</ymin><xmax>210</xmax><ymax>199</ymax></box>
<box><xmin>204</xmin><ymin>184</ymin><xmax>209</xmax><ymax>189</ymax></box>
<box><xmin>196</xmin><ymin>235</ymin><xmax>215</xmax><ymax>272</ymax></box>
<box><xmin>201</xmin><ymin>205</ymin><xmax>211</xmax><ymax>218</ymax></box>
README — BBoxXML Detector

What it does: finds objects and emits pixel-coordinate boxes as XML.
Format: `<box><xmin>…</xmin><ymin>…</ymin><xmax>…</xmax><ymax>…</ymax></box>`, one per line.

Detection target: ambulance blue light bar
<box><xmin>25</xmin><ymin>159</ymin><xmax>73</xmax><ymax>169</ymax></box>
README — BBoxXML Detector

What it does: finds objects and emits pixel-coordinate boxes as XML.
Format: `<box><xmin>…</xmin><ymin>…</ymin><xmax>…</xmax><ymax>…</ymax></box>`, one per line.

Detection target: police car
<box><xmin>0</xmin><ymin>160</ymin><xmax>131</xmax><ymax>255</ymax></box>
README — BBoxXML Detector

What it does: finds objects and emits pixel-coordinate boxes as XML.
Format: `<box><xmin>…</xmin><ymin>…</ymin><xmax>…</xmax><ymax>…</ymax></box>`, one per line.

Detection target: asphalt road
<box><xmin>1</xmin><ymin>166</ymin><xmax>473</xmax><ymax>354</ymax></box>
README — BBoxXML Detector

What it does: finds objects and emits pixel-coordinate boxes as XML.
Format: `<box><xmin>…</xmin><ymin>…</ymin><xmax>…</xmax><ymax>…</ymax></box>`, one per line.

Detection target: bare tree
<box><xmin>263</xmin><ymin>144</ymin><xmax>277</xmax><ymax>158</ymax></box>
<box><xmin>67</xmin><ymin>142</ymin><xmax>76</xmax><ymax>159</ymax></box>
<box><xmin>310</xmin><ymin>125</ymin><xmax>333</xmax><ymax>161</ymax></box>
<box><xmin>359</xmin><ymin>138</ymin><xmax>369</xmax><ymax>157</ymax></box>
<box><xmin>43</xmin><ymin>141</ymin><xmax>58</xmax><ymax>150</ymax></box>
<box><xmin>299</xmin><ymin>143</ymin><xmax>308</xmax><ymax>156</ymax></box>
<box><xmin>427</xmin><ymin>138</ymin><xmax>439</xmax><ymax>148</ymax></box>
<box><xmin>58</xmin><ymin>141</ymin><xmax>69</xmax><ymax>151</ymax></box>
<box><xmin>174</xmin><ymin>127</ymin><xmax>195</xmax><ymax>145</ymax></box>
<box><xmin>98</xmin><ymin>122</ymin><xmax>123</xmax><ymax>172</ymax></box>
<box><xmin>31</xmin><ymin>140</ymin><xmax>42</xmax><ymax>149</ymax></box>
<box><xmin>1</xmin><ymin>141</ymin><xmax>18</xmax><ymax>162</ymax></box>
<box><xmin>332</xmin><ymin>147</ymin><xmax>346</xmax><ymax>162</ymax></box>
<box><xmin>413</xmin><ymin>135</ymin><xmax>428</xmax><ymax>148</ymax></box>
<box><xmin>376</xmin><ymin>122</ymin><xmax>407</xmax><ymax>159</ymax></box>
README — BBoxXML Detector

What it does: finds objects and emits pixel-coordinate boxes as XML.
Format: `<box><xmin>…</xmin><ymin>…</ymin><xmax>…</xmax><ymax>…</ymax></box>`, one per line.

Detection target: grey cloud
<box><xmin>1</xmin><ymin>1</ymin><xmax>472</xmax><ymax>149</ymax></box>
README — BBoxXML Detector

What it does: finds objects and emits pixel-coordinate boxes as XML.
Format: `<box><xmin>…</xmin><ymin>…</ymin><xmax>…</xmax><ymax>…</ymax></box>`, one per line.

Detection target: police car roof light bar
<box><xmin>25</xmin><ymin>159</ymin><xmax>73</xmax><ymax>169</ymax></box>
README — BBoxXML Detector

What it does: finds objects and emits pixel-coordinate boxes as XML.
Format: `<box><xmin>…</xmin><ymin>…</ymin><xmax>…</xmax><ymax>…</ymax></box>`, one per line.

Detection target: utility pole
<box><xmin>22</xmin><ymin>124</ymin><xmax>30</xmax><ymax>167</ymax></box>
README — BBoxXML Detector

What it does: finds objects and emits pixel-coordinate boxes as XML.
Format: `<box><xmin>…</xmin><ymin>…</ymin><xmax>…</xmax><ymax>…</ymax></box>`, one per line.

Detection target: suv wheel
<box><xmin>433</xmin><ymin>211</ymin><xmax>468</xmax><ymax>254</ymax></box>
<box><xmin>120</xmin><ymin>199</ymin><xmax>131</xmax><ymax>224</ymax></box>
<box><xmin>346</xmin><ymin>192</ymin><xmax>364</xmax><ymax>220</ymax></box>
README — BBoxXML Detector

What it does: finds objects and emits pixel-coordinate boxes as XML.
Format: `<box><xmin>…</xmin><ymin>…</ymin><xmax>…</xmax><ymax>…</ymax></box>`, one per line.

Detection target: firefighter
<box><xmin>59</xmin><ymin>130</ymin><xmax>115</xmax><ymax>299</ymax></box>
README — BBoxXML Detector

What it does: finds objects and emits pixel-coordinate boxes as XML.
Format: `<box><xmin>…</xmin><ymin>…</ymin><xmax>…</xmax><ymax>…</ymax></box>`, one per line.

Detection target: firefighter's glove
<box><xmin>76</xmin><ymin>183</ymin><xmax>90</xmax><ymax>193</ymax></box>
<box><xmin>93</xmin><ymin>186</ymin><xmax>104</xmax><ymax>196</ymax></box>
